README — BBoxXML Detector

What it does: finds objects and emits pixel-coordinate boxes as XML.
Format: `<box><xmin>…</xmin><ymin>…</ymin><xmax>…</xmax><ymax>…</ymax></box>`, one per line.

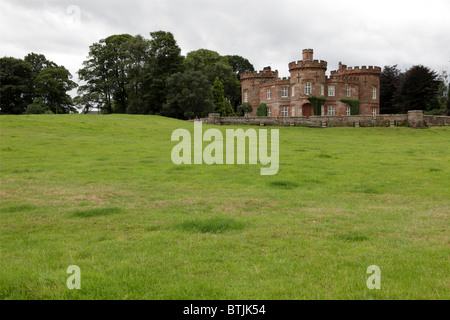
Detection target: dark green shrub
<box><xmin>237</xmin><ymin>103</ymin><xmax>253</xmax><ymax>116</ymax></box>
<box><xmin>25</xmin><ymin>98</ymin><xmax>50</xmax><ymax>114</ymax></box>
<box><xmin>257</xmin><ymin>103</ymin><xmax>268</xmax><ymax>116</ymax></box>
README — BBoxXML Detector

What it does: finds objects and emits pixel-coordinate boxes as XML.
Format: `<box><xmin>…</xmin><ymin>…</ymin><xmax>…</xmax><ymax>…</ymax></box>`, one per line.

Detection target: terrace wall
<box><xmin>199</xmin><ymin>111</ymin><xmax>449</xmax><ymax>128</ymax></box>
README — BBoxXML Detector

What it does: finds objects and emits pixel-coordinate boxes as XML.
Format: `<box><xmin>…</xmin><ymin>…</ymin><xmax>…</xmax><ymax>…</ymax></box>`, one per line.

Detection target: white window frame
<box><xmin>244</xmin><ymin>91</ymin><xmax>248</xmax><ymax>103</ymax></box>
<box><xmin>346</xmin><ymin>86</ymin><xmax>351</xmax><ymax>97</ymax></box>
<box><xmin>372</xmin><ymin>87</ymin><xmax>377</xmax><ymax>100</ymax></box>
<box><xmin>281</xmin><ymin>107</ymin><xmax>288</xmax><ymax>117</ymax></box>
<box><xmin>304</xmin><ymin>82</ymin><xmax>312</xmax><ymax>95</ymax></box>
<box><xmin>292</xmin><ymin>86</ymin><xmax>295</xmax><ymax>97</ymax></box>
<box><xmin>267</xmin><ymin>108</ymin><xmax>271</xmax><ymax>117</ymax></box>
<box><xmin>321</xmin><ymin>85</ymin><xmax>325</xmax><ymax>96</ymax></box>
<box><xmin>372</xmin><ymin>108</ymin><xmax>377</xmax><ymax>117</ymax></box>
<box><xmin>328</xmin><ymin>85</ymin><xmax>335</xmax><ymax>97</ymax></box>
<box><xmin>346</xmin><ymin>106</ymin><xmax>351</xmax><ymax>116</ymax></box>
<box><xmin>281</xmin><ymin>87</ymin><xmax>288</xmax><ymax>98</ymax></box>
<box><xmin>328</xmin><ymin>106</ymin><xmax>335</xmax><ymax>116</ymax></box>
<box><xmin>267</xmin><ymin>88</ymin><xmax>271</xmax><ymax>100</ymax></box>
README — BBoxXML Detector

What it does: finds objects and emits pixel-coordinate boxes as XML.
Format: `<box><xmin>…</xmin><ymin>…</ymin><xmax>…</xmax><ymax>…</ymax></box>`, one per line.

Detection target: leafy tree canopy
<box><xmin>380</xmin><ymin>65</ymin><xmax>402</xmax><ymax>114</ymax></box>
<box><xmin>0</xmin><ymin>57</ymin><xmax>33</xmax><ymax>114</ymax></box>
<box><xmin>162</xmin><ymin>70</ymin><xmax>214</xmax><ymax>120</ymax></box>
<box><xmin>184</xmin><ymin>49</ymin><xmax>240</xmax><ymax>109</ymax></box>
<box><xmin>35</xmin><ymin>66</ymin><xmax>78</xmax><ymax>114</ymax></box>
<box><xmin>394</xmin><ymin>65</ymin><xmax>440</xmax><ymax>113</ymax></box>
<box><xmin>225</xmin><ymin>55</ymin><xmax>255</xmax><ymax>80</ymax></box>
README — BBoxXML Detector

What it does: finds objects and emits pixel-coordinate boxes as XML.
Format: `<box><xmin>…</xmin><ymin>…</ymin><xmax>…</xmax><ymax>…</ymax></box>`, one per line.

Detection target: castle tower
<box><xmin>241</xmin><ymin>67</ymin><xmax>279</xmax><ymax>115</ymax></box>
<box><xmin>288</xmin><ymin>49</ymin><xmax>328</xmax><ymax>116</ymax></box>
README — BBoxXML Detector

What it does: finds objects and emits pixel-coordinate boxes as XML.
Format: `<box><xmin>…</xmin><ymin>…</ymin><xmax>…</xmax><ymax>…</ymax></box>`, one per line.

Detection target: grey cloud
<box><xmin>1</xmin><ymin>0</ymin><xmax>449</xmax><ymax>87</ymax></box>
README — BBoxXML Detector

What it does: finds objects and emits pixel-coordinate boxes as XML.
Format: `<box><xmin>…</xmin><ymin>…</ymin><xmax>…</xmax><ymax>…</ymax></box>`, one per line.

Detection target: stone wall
<box><xmin>423</xmin><ymin>115</ymin><xmax>450</xmax><ymax>127</ymax></box>
<box><xmin>199</xmin><ymin>111</ymin><xmax>449</xmax><ymax>128</ymax></box>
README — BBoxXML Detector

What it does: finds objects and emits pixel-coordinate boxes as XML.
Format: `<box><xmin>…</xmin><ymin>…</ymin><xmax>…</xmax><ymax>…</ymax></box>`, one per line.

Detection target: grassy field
<box><xmin>0</xmin><ymin>114</ymin><xmax>449</xmax><ymax>300</ymax></box>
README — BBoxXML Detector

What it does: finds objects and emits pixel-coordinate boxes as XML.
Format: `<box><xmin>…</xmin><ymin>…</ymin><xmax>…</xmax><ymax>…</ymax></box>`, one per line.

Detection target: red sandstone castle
<box><xmin>241</xmin><ymin>49</ymin><xmax>381</xmax><ymax>118</ymax></box>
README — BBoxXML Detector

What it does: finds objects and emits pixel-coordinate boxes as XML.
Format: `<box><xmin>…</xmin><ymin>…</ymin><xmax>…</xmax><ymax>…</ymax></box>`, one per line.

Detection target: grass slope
<box><xmin>0</xmin><ymin>114</ymin><xmax>449</xmax><ymax>299</ymax></box>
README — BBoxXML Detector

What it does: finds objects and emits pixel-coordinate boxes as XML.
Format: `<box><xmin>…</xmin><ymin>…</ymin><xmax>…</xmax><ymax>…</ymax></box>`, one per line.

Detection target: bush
<box><xmin>25</xmin><ymin>104</ymin><xmax>44</xmax><ymax>114</ymax></box>
<box><xmin>237</xmin><ymin>103</ymin><xmax>253</xmax><ymax>116</ymax></box>
<box><xmin>25</xmin><ymin>98</ymin><xmax>50</xmax><ymax>114</ymax></box>
<box><xmin>257</xmin><ymin>103</ymin><xmax>268</xmax><ymax>116</ymax></box>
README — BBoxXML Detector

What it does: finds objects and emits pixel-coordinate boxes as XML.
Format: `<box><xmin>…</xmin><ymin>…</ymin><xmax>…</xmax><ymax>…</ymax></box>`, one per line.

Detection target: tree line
<box><xmin>75</xmin><ymin>31</ymin><xmax>254</xmax><ymax>119</ymax></box>
<box><xmin>0</xmin><ymin>53</ymin><xmax>77</xmax><ymax>114</ymax></box>
<box><xmin>380</xmin><ymin>65</ymin><xmax>449</xmax><ymax>115</ymax></box>
<box><xmin>1</xmin><ymin>30</ymin><xmax>449</xmax><ymax>117</ymax></box>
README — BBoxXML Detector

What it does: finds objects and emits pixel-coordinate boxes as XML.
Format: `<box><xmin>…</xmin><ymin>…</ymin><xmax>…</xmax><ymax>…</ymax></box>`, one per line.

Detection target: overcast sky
<box><xmin>1</xmin><ymin>0</ymin><xmax>449</xmax><ymax>88</ymax></box>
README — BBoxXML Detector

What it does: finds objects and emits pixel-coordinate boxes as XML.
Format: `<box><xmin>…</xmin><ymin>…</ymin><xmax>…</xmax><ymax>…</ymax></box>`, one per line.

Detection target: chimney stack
<box><xmin>302</xmin><ymin>49</ymin><xmax>314</xmax><ymax>61</ymax></box>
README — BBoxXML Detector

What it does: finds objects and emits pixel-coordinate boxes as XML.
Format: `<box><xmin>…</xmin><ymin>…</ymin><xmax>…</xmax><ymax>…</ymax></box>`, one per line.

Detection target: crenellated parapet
<box><xmin>289</xmin><ymin>59</ymin><xmax>328</xmax><ymax>71</ymax></box>
<box><xmin>241</xmin><ymin>49</ymin><xmax>381</xmax><ymax>117</ymax></box>
<box><xmin>331</xmin><ymin>65</ymin><xmax>381</xmax><ymax>76</ymax></box>
<box><xmin>261</xmin><ymin>77</ymin><xmax>290</xmax><ymax>86</ymax></box>
<box><xmin>241</xmin><ymin>67</ymin><xmax>279</xmax><ymax>81</ymax></box>
<box><xmin>326</xmin><ymin>75</ymin><xmax>360</xmax><ymax>84</ymax></box>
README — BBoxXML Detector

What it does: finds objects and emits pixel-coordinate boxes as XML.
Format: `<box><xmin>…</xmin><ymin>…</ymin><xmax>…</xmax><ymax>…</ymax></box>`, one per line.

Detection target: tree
<box><xmin>424</xmin><ymin>70</ymin><xmax>449</xmax><ymax>115</ymax></box>
<box><xmin>236</xmin><ymin>103</ymin><xmax>253</xmax><ymax>116</ymax></box>
<box><xmin>184</xmin><ymin>49</ymin><xmax>240</xmax><ymax>110</ymax></box>
<box><xmin>105</xmin><ymin>34</ymin><xmax>134</xmax><ymax>113</ymax></box>
<box><xmin>26</xmin><ymin>98</ymin><xmax>51</xmax><ymax>114</ymax></box>
<box><xmin>394</xmin><ymin>65</ymin><xmax>440</xmax><ymax>113</ymax></box>
<box><xmin>225</xmin><ymin>55</ymin><xmax>255</xmax><ymax>80</ymax></box>
<box><xmin>77</xmin><ymin>32</ymin><xmax>183</xmax><ymax>115</ymax></box>
<box><xmin>34</xmin><ymin>66</ymin><xmax>78</xmax><ymax>114</ymax></box>
<box><xmin>380</xmin><ymin>65</ymin><xmax>403</xmax><ymax>114</ymax></box>
<box><xmin>162</xmin><ymin>71</ymin><xmax>214</xmax><ymax>120</ymax></box>
<box><xmin>225</xmin><ymin>55</ymin><xmax>254</xmax><ymax>109</ymax></box>
<box><xmin>447</xmin><ymin>84</ymin><xmax>450</xmax><ymax>115</ymax></box>
<box><xmin>212</xmin><ymin>77</ymin><xmax>235</xmax><ymax>116</ymax></box>
<box><xmin>77</xmin><ymin>34</ymin><xmax>133</xmax><ymax>114</ymax></box>
<box><xmin>143</xmin><ymin>31</ymin><xmax>184</xmax><ymax>114</ymax></box>
<box><xmin>24</xmin><ymin>53</ymin><xmax>58</xmax><ymax>77</ymax></box>
<box><xmin>123</xmin><ymin>35</ymin><xmax>151</xmax><ymax>114</ymax></box>
<box><xmin>24</xmin><ymin>52</ymin><xmax>72</xmax><ymax>107</ymax></box>
<box><xmin>425</xmin><ymin>78</ymin><xmax>448</xmax><ymax>115</ymax></box>
<box><xmin>257</xmin><ymin>103</ymin><xmax>268</xmax><ymax>116</ymax></box>
<box><xmin>73</xmin><ymin>92</ymin><xmax>101</xmax><ymax>114</ymax></box>
<box><xmin>0</xmin><ymin>57</ymin><xmax>33</xmax><ymax>114</ymax></box>
<box><xmin>24</xmin><ymin>53</ymin><xmax>58</xmax><ymax>101</ymax></box>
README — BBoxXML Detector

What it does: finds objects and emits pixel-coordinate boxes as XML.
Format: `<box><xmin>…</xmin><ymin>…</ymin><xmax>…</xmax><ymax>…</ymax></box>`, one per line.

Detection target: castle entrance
<box><xmin>302</xmin><ymin>103</ymin><xmax>314</xmax><ymax>118</ymax></box>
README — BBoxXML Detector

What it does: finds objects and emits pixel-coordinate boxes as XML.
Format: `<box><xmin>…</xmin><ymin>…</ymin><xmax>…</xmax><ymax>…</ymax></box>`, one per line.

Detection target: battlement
<box><xmin>241</xmin><ymin>67</ymin><xmax>279</xmax><ymax>80</ymax></box>
<box><xmin>326</xmin><ymin>75</ymin><xmax>360</xmax><ymax>84</ymax></box>
<box><xmin>288</xmin><ymin>59</ymin><xmax>328</xmax><ymax>71</ymax></box>
<box><xmin>240</xmin><ymin>49</ymin><xmax>381</xmax><ymax>116</ymax></box>
<box><xmin>261</xmin><ymin>77</ymin><xmax>291</xmax><ymax>86</ymax></box>
<box><xmin>331</xmin><ymin>65</ymin><xmax>381</xmax><ymax>76</ymax></box>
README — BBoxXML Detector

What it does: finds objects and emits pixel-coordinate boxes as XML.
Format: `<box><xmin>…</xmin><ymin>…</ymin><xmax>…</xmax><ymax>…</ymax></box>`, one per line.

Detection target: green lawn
<box><xmin>0</xmin><ymin>114</ymin><xmax>449</xmax><ymax>299</ymax></box>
